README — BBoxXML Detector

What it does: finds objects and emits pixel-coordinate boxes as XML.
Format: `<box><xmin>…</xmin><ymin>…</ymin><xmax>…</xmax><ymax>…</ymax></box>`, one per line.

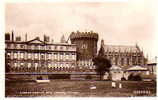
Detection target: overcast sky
<box><xmin>5</xmin><ymin>0</ymin><xmax>157</xmax><ymax>59</ymax></box>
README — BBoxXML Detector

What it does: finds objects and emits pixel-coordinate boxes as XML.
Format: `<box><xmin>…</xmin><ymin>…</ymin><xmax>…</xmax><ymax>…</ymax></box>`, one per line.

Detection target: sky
<box><xmin>5</xmin><ymin>0</ymin><xmax>158</xmax><ymax>59</ymax></box>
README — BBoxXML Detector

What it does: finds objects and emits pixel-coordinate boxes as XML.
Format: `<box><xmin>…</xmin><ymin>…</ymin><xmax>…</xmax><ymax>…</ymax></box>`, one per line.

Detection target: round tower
<box><xmin>70</xmin><ymin>30</ymin><xmax>99</xmax><ymax>60</ymax></box>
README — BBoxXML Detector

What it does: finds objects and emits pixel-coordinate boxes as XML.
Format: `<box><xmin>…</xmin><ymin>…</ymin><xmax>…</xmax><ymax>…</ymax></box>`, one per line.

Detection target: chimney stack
<box><xmin>11</xmin><ymin>30</ymin><xmax>14</xmax><ymax>42</ymax></box>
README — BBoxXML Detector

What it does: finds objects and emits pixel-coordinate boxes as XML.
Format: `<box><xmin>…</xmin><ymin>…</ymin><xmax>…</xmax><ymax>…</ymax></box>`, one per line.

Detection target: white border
<box><xmin>0</xmin><ymin>0</ymin><xmax>157</xmax><ymax>100</ymax></box>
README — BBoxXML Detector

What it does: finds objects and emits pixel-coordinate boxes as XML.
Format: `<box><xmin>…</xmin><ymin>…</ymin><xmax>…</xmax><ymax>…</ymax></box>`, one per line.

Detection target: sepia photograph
<box><xmin>4</xmin><ymin>0</ymin><xmax>157</xmax><ymax>97</ymax></box>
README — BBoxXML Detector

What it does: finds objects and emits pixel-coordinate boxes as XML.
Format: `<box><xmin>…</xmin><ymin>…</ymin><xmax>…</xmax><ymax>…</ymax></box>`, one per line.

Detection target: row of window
<box><xmin>110</xmin><ymin>57</ymin><xmax>143</xmax><ymax>66</ymax></box>
<box><xmin>6</xmin><ymin>52</ymin><xmax>76</xmax><ymax>60</ymax></box>
<box><xmin>77</xmin><ymin>61</ymin><xmax>94</xmax><ymax>66</ymax></box>
<box><xmin>6</xmin><ymin>43</ymin><xmax>76</xmax><ymax>51</ymax></box>
<box><xmin>11</xmin><ymin>62</ymin><xmax>75</xmax><ymax>68</ymax></box>
<box><xmin>105</xmin><ymin>54</ymin><xmax>142</xmax><ymax>57</ymax></box>
<box><xmin>105</xmin><ymin>50</ymin><xmax>141</xmax><ymax>54</ymax></box>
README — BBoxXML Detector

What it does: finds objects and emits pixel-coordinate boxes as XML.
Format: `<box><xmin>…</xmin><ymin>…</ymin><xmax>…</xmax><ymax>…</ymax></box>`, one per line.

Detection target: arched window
<box><xmin>121</xmin><ymin>58</ymin><xmax>124</xmax><ymax>66</ymax></box>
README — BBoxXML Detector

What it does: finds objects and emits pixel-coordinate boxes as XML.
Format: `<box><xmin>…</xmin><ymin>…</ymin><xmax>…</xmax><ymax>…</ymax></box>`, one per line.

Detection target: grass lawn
<box><xmin>5</xmin><ymin>80</ymin><xmax>156</xmax><ymax>97</ymax></box>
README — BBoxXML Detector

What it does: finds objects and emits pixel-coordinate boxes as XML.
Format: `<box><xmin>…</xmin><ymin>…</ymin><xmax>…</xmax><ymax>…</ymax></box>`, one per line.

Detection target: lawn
<box><xmin>5</xmin><ymin>80</ymin><xmax>156</xmax><ymax>97</ymax></box>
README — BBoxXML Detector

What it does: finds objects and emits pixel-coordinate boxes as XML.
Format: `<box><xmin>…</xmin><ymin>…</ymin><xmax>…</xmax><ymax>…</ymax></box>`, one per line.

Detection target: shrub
<box><xmin>128</xmin><ymin>73</ymin><xmax>134</xmax><ymax>81</ymax></box>
<box><xmin>121</xmin><ymin>77</ymin><xmax>126</xmax><ymax>81</ymax></box>
<box><xmin>134</xmin><ymin>75</ymin><xmax>142</xmax><ymax>81</ymax></box>
<box><xmin>85</xmin><ymin>75</ymin><xmax>92</xmax><ymax>80</ymax></box>
<box><xmin>128</xmin><ymin>73</ymin><xmax>142</xmax><ymax>81</ymax></box>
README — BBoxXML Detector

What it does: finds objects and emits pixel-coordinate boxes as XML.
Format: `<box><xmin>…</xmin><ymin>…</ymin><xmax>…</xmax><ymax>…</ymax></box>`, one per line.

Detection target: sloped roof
<box><xmin>127</xmin><ymin>66</ymin><xmax>148</xmax><ymax>71</ymax></box>
<box><xmin>25</xmin><ymin>37</ymin><xmax>74</xmax><ymax>46</ymax></box>
<box><xmin>26</xmin><ymin>37</ymin><xmax>45</xmax><ymax>44</ymax></box>
<box><xmin>147</xmin><ymin>57</ymin><xmax>157</xmax><ymax>64</ymax></box>
<box><xmin>110</xmin><ymin>65</ymin><xmax>122</xmax><ymax>70</ymax></box>
<box><xmin>103</xmin><ymin>45</ymin><xmax>140</xmax><ymax>53</ymax></box>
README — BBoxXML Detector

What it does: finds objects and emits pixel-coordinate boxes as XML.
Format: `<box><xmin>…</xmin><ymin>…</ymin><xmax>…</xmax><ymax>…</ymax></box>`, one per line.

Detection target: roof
<box><xmin>127</xmin><ymin>66</ymin><xmax>148</xmax><ymax>71</ymax></box>
<box><xmin>103</xmin><ymin>45</ymin><xmax>140</xmax><ymax>53</ymax></box>
<box><xmin>147</xmin><ymin>57</ymin><xmax>157</xmax><ymax>64</ymax></box>
<box><xmin>110</xmin><ymin>65</ymin><xmax>122</xmax><ymax>70</ymax></box>
<box><xmin>6</xmin><ymin>37</ymin><xmax>75</xmax><ymax>46</ymax></box>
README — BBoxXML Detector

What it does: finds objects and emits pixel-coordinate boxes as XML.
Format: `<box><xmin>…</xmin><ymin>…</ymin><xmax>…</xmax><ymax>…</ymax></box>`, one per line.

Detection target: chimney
<box><xmin>15</xmin><ymin>36</ymin><xmax>21</xmax><ymax>42</ymax></box>
<box><xmin>5</xmin><ymin>33</ymin><xmax>10</xmax><ymax>41</ymax></box>
<box><xmin>25</xmin><ymin>33</ymin><xmax>27</xmax><ymax>42</ymax></box>
<box><xmin>60</xmin><ymin>35</ymin><xmax>66</xmax><ymax>43</ymax></box>
<box><xmin>101</xmin><ymin>39</ymin><xmax>104</xmax><ymax>46</ymax></box>
<box><xmin>52</xmin><ymin>39</ymin><xmax>54</xmax><ymax>43</ymax></box>
<box><xmin>11</xmin><ymin>30</ymin><xmax>14</xmax><ymax>42</ymax></box>
<box><xmin>44</xmin><ymin>34</ymin><xmax>50</xmax><ymax>43</ymax></box>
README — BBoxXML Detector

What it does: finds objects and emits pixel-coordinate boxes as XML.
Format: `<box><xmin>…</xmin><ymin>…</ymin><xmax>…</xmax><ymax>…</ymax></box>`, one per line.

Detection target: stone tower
<box><xmin>70</xmin><ymin>30</ymin><xmax>99</xmax><ymax>60</ymax></box>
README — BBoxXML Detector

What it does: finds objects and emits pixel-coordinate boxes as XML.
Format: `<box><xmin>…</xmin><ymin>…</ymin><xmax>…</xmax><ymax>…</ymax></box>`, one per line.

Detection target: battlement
<box><xmin>70</xmin><ymin>30</ymin><xmax>99</xmax><ymax>40</ymax></box>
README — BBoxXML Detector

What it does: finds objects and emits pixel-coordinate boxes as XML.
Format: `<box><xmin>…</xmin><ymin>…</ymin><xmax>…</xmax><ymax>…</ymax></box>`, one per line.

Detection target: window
<box><xmin>35</xmin><ymin>63</ymin><xmax>38</xmax><ymax>70</ymax></box>
<box><xmin>7</xmin><ymin>53</ymin><xmax>11</xmax><ymax>58</ymax></box>
<box><xmin>14</xmin><ymin>53</ymin><xmax>17</xmax><ymax>59</ymax></box>
<box><xmin>60</xmin><ymin>53</ymin><xmax>64</xmax><ymax>60</ymax></box>
<box><xmin>60</xmin><ymin>63</ymin><xmax>63</xmax><ymax>68</ymax></box>
<box><xmin>54</xmin><ymin>46</ymin><xmax>57</xmax><ymax>50</ymax></box>
<box><xmin>115</xmin><ymin>57</ymin><xmax>118</xmax><ymax>65</ymax></box>
<box><xmin>34</xmin><ymin>45</ymin><xmax>39</xmax><ymax>50</ymax></box>
<box><xmin>28</xmin><ymin>63</ymin><xmax>31</xmax><ymax>68</ymax></box>
<box><xmin>20</xmin><ymin>63</ymin><xmax>24</xmax><ymax>67</ymax></box>
<box><xmin>47</xmin><ymin>46</ymin><xmax>51</xmax><ymax>50</ymax></box>
<box><xmin>121</xmin><ymin>58</ymin><xmax>124</xmax><ymax>66</ymax></box>
<box><xmin>41</xmin><ymin>45</ymin><xmax>45</xmax><ymax>50</ymax></box>
<box><xmin>35</xmin><ymin>53</ymin><xmax>38</xmax><ymax>59</ymax></box>
<box><xmin>66</xmin><ymin>46</ymin><xmax>69</xmax><ymax>50</ymax></box>
<box><xmin>132</xmin><ymin>57</ymin><xmax>136</xmax><ymax>65</ymax></box>
<box><xmin>127</xmin><ymin>58</ymin><xmax>130</xmax><ymax>65</ymax></box>
<box><xmin>72</xmin><ymin>53</ymin><xmax>76</xmax><ymax>60</ymax></box>
<box><xmin>60</xmin><ymin>46</ymin><xmax>63</xmax><ymax>50</ymax></box>
<box><xmin>66</xmin><ymin>53</ymin><xmax>69</xmax><ymax>60</ymax></box>
<box><xmin>6</xmin><ymin>44</ymin><xmax>11</xmax><ymax>48</ymax></box>
<box><xmin>27</xmin><ymin>45</ymin><xmax>31</xmax><ymax>49</ymax></box>
<box><xmin>54</xmin><ymin>53</ymin><xmax>57</xmax><ymax>60</ymax></box>
<box><xmin>20</xmin><ymin>53</ymin><xmax>24</xmax><ymax>59</ymax></box>
<box><xmin>28</xmin><ymin>53</ymin><xmax>31</xmax><ymax>59</ymax></box>
<box><xmin>41</xmin><ymin>54</ymin><xmax>44</xmax><ymax>59</ymax></box>
<box><xmin>17</xmin><ymin>44</ymin><xmax>20</xmax><ymax>49</ymax></box>
<box><xmin>54</xmin><ymin>63</ymin><xmax>57</xmax><ymax>67</ymax></box>
<box><xmin>35</xmin><ymin>63</ymin><xmax>38</xmax><ymax>67</ymax></box>
<box><xmin>14</xmin><ymin>44</ymin><xmax>17</xmax><ymax>48</ymax></box>
<box><xmin>51</xmin><ymin>46</ymin><xmax>54</xmax><ymax>50</ymax></box>
<box><xmin>48</xmin><ymin>54</ymin><xmax>51</xmax><ymax>59</ymax></box>
<box><xmin>14</xmin><ymin>63</ymin><xmax>17</xmax><ymax>67</ymax></box>
<box><xmin>66</xmin><ymin>63</ymin><xmax>69</xmax><ymax>68</ymax></box>
<box><xmin>48</xmin><ymin>63</ymin><xmax>51</xmax><ymax>68</ymax></box>
<box><xmin>138</xmin><ymin>58</ymin><xmax>141</xmax><ymax>64</ymax></box>
<box><xmin>20</xmin><ymin>44</ymin><xmax>24</xmax><ymax>49</ymax></box>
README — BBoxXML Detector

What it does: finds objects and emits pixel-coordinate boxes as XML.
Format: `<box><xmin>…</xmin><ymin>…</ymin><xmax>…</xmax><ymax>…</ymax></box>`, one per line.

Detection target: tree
<box><xmin>128</xmin><ymin>73</ymin><xmax>142</xmax><ymax>81</ymax></box>
<box><xmin>92</xmin><ymin>56</ymin><xmax>112</xmax><ymax>80</ymax></box>
<box><xmin>92</xmin><ymin>39</ymin><xmax>112</xmax><ymax>80</ymax></box>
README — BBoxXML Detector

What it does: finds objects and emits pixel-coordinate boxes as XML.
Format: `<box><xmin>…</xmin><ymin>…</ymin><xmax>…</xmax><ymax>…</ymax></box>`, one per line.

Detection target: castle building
<box><xmin>5</xmin><ymin>30</ymin><xmax>148</xmax><ymax>76</ymax></box>
<box><xmin>5</xmin><ymin>31</ymin><xmax>77</xmax><ymax>73</ymax></box>
<box><xmin>70</xmin><ymin>30</ymin><xmax>98</xmax><ymax>70</ymax></box>
<box><xmin>99</xmin><ymin>40</ymin><xmax>147</xmax><ymax>68</ymax></box>
<box><xmin>70</xmin><ymin>30</ymin><xmax>98</xmax><ymax>60</ymax></box>
<box><xmin>147</xmin><ymin>57</ymin><xmax>157</xmax><ymax>75</ymax></box>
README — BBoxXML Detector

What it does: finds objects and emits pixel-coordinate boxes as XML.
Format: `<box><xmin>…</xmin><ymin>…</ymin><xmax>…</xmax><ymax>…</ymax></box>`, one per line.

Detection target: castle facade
<box><xmin>5</xmin><ymin>30</ymin><xmax>147</xmax><ymax>74</ymax></box>
<box><xmin>5</xmin><ymin>31</ymin><xmax>77</xmax><ymax>73</ymax></box>
<box><xmin>99</xmin><ymin>40</ymin><xmax>147</xmax><ymax>68</ymax></box>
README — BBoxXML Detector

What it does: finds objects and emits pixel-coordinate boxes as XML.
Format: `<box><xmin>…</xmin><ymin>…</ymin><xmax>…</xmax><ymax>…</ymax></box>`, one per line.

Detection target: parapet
<box><xmin>70</xmin><ymin>30</ymin><xmax>99</xmax><ymax>40</ymax></box>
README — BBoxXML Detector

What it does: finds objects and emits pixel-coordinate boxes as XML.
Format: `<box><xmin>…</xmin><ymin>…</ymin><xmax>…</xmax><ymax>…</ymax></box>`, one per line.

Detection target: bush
<box><xmin>85</xmin><ymin>75</ymin><xmax>92</xmax><ymax>80</ymax></box>
<box><xmin>134</xmin><ymin>75</ymin><xmax>142</xmax><ymax>81</ymax></box>
<box><xmin>128</xmin><ymin>73</ymin><xmax>142</xmax><ymax>81</ymax></box>
<box><xmin>37</xmin><ymin>76</ymin><xmax>43</xmax><ymax>80</ymax></box>
<box><xmin>121</xmin><ymin>77</ymin><xmax>126</xmax><ymax>81</ymax></box>
<box><xmin>128</xmin><ymin>73</ymin><xmax>134</xmax><ymax>81</ymax></box>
